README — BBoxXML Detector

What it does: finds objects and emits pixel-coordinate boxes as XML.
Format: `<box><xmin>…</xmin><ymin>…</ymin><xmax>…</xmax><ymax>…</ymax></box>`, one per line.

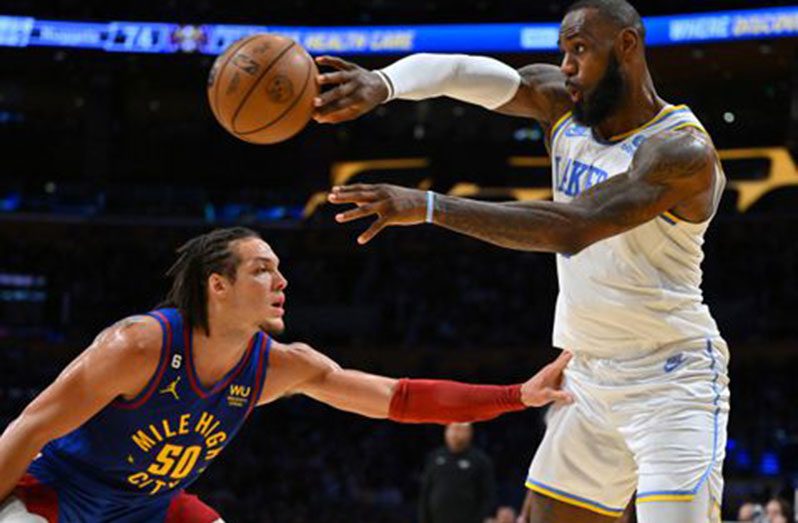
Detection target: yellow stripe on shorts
<box><xmin>525</xmin><ymin>480</ymin><xmax>625</xmax><ymax>518</ymax></box>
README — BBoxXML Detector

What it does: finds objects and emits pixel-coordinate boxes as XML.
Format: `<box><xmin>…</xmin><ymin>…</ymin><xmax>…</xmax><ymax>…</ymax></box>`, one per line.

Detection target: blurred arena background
<box><xmin>1</xmin><ymin>0</ymin><xmax>797</xmax><ymax>521</ymax></box>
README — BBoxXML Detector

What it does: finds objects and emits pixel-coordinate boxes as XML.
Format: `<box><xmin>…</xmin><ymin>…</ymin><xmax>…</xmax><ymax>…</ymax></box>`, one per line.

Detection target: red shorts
<box><xmin>11</xmin><ymin>474</ymin><xmax>57</xmax><ymax>523</ymax></box>
<box><xmin>12</xmin><ymin>474</ymin><xmax>220</xmax><ymax>523</ymax></box>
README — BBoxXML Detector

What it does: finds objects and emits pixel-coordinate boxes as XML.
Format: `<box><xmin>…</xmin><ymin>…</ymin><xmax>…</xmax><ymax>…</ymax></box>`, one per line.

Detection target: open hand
<box><xmin>520</xmin><ymin>351</ymin><xmax>574</xmax><ymax>407</ymax></box>
<box><xmin>313</xmin><ymin>56</ymin><xmax>389</xmax><ymax>124</ymax></box>
<box><xmin>328</xmin><ymin>184</ymin><xmax>427</xmax><ymax>244</ymax></box>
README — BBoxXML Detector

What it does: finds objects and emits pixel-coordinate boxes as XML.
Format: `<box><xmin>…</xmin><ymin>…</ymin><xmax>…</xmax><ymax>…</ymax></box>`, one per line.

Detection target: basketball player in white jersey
<box><xmin>314</xmin><ymin>0</ymin><xmax>729</xmax><ymax>522</ymax></box>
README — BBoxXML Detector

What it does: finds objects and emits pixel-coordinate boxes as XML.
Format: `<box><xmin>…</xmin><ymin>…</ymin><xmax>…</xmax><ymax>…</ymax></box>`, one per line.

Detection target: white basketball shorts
<box><xmin>526</xmin><ymin>338</ymin><xmax>730</xmax><ymax>520</ymax></box>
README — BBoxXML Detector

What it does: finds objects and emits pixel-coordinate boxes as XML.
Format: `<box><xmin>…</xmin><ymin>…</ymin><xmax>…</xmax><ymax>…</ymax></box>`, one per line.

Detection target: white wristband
<box><xmin>426</xmin><ymin>191</ymin><xmax>435</xmax><ymax>224</ymax></box>
<box><xmin>374</xmin><ymin>70</ymin><xmax>395</xmax><ymax>102</ymax></box>
<box><xmin>379</xmin><ymin>53</ymin><xmax>521</xmax><ymax>110</ymax></box>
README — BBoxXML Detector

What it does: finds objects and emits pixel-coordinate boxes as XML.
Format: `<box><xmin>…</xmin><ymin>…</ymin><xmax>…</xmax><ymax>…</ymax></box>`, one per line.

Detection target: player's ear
<box><xmin>208</xmin><ymin>273</ymin><xmax>229</xmax><ymax>297</ymax></box>
<box><xmin>617</xmin><ymin>28</ymin><xmax>640</xmax><ymax>59</ymax></box>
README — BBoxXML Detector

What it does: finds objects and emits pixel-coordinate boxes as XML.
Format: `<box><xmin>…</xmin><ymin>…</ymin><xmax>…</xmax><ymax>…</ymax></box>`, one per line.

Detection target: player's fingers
<box><xmin>548</xmin><ymin>350</ymin><xmax>573</xmax><ymax>373</ymax></box>
<box><xmin>314</xmin><ymin>107</ymin><xmax>363</xmax><ymax>124</ymax></box>
<box><xmin>316</xmin><ymin>70</ymin><xmax>353</xmax><ymax>87</ymax></box>
<box><xmin>358</xmin><ymin>218</ymin><xmax>387</xmax><ymax>244</ymax></box>
<box><xmin>335</xmin><ymin>204</ymin><xmax>378</xmax><ymax>223</ymax></box>
<box><xmin>333</xmin><ymin>183</ymin><xmax>375</xmax><ymax>193</ymax></box>
<box><xmin>315</xmin><ymin>55</ymin><xmax>357</xmax><ymax>71</ymax></box>
<box><xmin>328</xmin><ymin>188</ymin><xmax>379</xmax><ymax>204</ymax></box>
<box><xmin>546</xmin><ymin>389</ymin><xmax>574</xmax><ymax>404</ymax></box>
<box><xmin>314</xmin><ymin>98</ymin><xmax>361</xmax><ymax>121</ymax></box>
<box><xmin>313</xmin><ymin>86</ymin><xmax>358</xmax><ymax>112</ymax></box>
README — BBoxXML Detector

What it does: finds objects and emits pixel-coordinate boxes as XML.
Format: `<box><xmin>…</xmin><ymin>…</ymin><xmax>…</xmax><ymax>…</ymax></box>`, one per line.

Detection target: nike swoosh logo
<box><xmin>663</xmin><ymin>354</ymin><xmax>686</xmax><ymax>373</ymax></box>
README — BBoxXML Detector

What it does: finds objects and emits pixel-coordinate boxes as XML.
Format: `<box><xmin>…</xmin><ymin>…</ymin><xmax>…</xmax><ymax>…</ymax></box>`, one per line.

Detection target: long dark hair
<box><xmin>162</xmin><ymin>227</ymin><xmax>260</xmax><ymax>335</ymax></box>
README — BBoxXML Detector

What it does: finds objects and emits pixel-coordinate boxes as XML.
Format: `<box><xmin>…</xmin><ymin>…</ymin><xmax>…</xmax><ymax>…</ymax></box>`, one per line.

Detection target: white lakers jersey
<box><xmin>548</xmin><ymin>104</ymin><xmax>725</xmax><ymax>358</ymax></box>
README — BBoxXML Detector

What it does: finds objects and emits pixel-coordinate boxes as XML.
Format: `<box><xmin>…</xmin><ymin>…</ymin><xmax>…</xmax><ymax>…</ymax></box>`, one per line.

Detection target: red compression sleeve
<box><xmin>387</xmin><ymin>378</ymin><xmax>525</xmax><ymax>424</ymax></box>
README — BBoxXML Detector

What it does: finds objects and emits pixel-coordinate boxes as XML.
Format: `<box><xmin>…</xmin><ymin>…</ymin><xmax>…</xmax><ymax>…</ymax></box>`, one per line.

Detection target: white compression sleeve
<box><xmin>377</xmin><ymin>53</ymin><xmax>521</xmax><ymax>110</ymax></box>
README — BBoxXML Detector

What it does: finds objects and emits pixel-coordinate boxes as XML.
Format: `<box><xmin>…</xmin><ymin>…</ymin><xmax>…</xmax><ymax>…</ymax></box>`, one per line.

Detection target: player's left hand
<box><xmin>520</xmin><ymin>351</ymin><xmax>574</xmax><ymax>407</ymax></box>
<box><xmin>328</xmin><ymin>184</ymin><xmax>426</xmax><ymax>244</ymax></box>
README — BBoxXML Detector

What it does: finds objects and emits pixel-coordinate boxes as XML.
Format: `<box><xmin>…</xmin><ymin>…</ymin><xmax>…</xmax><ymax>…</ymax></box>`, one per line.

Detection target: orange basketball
<box><xmin>207</xmin><ymin>34</ymin><xmax>318</xmax><ymax>144</ymax></box>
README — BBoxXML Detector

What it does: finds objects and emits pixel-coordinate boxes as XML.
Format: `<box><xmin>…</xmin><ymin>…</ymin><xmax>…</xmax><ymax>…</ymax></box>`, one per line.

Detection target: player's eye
<box><xmin>575</xmin><ymin>44</ymin><xmax>586</xmax><ymax>54</ymax></box>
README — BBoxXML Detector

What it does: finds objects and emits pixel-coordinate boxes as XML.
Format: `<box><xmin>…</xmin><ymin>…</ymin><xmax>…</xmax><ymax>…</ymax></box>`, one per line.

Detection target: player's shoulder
<box><xmin>268</xmin><ymin>340</ymin><xmax>328</xmax><ymax>368</ymax></box>
<box><xmin>91</xmin><ymin>314</ymin><xmax>163</xmax><ymax>364</ymax></box>
<box><xmin>513</xmin><ymin>63</ymin><xmax>572</xmax><ymax>127</ymax></box>
<box><xmin>627</xmin><ymin>127</ymin><xmax>717</xmax><ymax>205</ymax></box>
<box><xmin>637</xmin><ymin>124</ymin><xmax>715</xmax><ymax>174</ymax></box>
<box><xmin>269</xmin><ymin>340</ymin><xmax>313</xmax><ymax>358</ymax></box>
<box><xmin>267</xmin><ymin>341</ymin><xmax>341</xmax><ymax>381</ymax></box>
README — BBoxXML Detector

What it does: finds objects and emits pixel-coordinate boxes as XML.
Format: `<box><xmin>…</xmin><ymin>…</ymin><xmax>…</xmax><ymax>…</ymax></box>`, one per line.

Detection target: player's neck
<box><xmin>593</xmin><ymin>72</ymin><xmax>663</xmax><ymax>142</ymax></box>
<box><xmin>191</xmin><ymin>314</ymin><xmax>256</xmax><ymax>384</ymax></box>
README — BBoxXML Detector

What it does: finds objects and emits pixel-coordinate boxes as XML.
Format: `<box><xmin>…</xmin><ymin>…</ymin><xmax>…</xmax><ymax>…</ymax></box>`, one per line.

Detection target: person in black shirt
<box><xmin>419</xmin><ymin>423</ymin><xmax>496</xmax><ymax>523</ymax></box>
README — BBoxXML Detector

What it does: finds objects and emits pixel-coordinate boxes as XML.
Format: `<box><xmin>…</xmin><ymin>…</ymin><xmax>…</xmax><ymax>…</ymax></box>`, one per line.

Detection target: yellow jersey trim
<box><xmin>608</xmin><ymin>104</ymin><xmax>689</xmax><ymax>142</ymax></box>
<box><xmin>549</xmin><ymin>111</ymin><xmax>574</xmax><ymax>144</ymax></box>
<box><xmin>525</xmin><ymin>481</ymin><xmax>625</xmax><ymax>518</ymax></box>
<box><xmin>662</xmin><ymin>210</ymin><xmax>682</xmax><ymax>223</ymax></box>
<box><xmin>671</xmin><ymin>122</ymin><xmax>707</xmax><ymax>134</ymax></box>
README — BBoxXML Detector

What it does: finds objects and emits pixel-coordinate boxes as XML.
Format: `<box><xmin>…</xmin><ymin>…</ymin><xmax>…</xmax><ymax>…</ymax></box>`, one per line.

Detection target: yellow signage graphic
<box><xmin>303</xmin><ymin>147</ymin><xmax>797</xmax><ymax>217</ymax></box>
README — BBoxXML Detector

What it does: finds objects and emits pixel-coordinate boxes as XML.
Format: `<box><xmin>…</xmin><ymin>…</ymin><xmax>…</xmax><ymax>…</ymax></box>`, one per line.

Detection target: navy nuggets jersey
<box><xmin>28</xmin><ymin>308</ymin><xmax>272</xmax><ymax>522</ymax></box>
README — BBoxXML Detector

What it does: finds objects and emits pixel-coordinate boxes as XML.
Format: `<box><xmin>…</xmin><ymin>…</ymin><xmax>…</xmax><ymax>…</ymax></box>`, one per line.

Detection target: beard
<box><xmin>573</xmin><ymin>53</ymin><xmax>625</xmax><ymax>127</ymax></box>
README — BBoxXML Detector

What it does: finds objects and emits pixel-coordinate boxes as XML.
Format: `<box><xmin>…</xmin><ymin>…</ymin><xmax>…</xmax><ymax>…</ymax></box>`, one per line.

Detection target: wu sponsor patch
<box><xmin>227</xmin><ymin>383</ymin><xmax>251</xmax><ymax>408</ymax></box>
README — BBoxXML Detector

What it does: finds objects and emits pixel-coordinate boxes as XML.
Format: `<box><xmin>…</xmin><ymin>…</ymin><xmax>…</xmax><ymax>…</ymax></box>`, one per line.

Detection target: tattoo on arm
<box><xmin>433</xmin><ymin>129</ymin><xmax>714</xmax><ymax>255</ymax></box>
<box><xmin>93</xmin><ymin>315</ymin><xmax>149</xmax><ymax>346</ymax></box>
<box><xmin>494</xmin><ymin>64</ymin><xmax>572</xmax><ymax>128</ymax></box>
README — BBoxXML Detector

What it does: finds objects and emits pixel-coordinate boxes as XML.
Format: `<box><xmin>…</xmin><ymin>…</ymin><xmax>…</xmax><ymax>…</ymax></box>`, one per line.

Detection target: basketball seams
<box><xmin>211</xmin><ymin>33</ymin><xmax>262</xmax><ymax>128</ymax></box>
<box><xmin>237</xmin><ymin>49</ymin><xmax>314</xmax><ymax>138</ymax></box>
<box><xmin>231</xmin><ymin>40</ymin><xmax>296</xmax><ymax>134</ymax></box>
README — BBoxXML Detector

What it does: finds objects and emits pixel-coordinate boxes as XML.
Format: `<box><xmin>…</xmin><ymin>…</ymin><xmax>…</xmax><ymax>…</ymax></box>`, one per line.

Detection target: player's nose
<box><xmin>560</xmin><ymin>54</ymin><xmax>577</xmax><ymax>77</ymax></box>
<box><xmin>274</xmin><ymin>270</ymin><xmax>288</xmax><ymax>291</ymax></box>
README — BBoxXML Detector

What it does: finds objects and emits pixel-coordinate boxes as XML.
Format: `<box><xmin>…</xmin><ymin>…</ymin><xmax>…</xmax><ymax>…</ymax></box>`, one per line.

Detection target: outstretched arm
<box><xmin>313</xmin><ymin>54</ymin><xmax>571</xmax><ymax>131</ymax></box>
<box><xmin>329</xmin><ymin>128</ymin><xmax>716</xmax><ymax>254</ymax></box>
<box><xmin>0</xmin><ymin>317</ymin><xmax>160</xmax><ymax>502</ymax></box>
<box><xmin>258</xmin><ymin>342</ymin><xmax>572</xmax><ymax>423</ymax></box>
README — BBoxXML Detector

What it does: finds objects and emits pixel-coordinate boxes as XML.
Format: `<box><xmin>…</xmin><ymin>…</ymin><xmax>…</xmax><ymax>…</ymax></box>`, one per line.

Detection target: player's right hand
<box><xmin>520</xmin><ymin>351</ymin><xmax>574</xmax><ymax>407</ymax></box>
<box><xmin>328</xmin><ymin>183</ymin><xmax>427</xmax><ymax>244</ymax></box>
<box><xmin>313</xmin><ymin>56</ymin><xmax>389</xmax><ymax>124</ymax></box>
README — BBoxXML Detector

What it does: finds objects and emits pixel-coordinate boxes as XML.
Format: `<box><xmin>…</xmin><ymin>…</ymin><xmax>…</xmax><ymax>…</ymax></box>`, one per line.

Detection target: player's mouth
<box><xmin>270</xmin><ymin>296</ymin><xmax>285</xmax><ymax>316</ymax></box>
<box><xmin>566</xmin><ymin>85</ymin><xmax>582</xmax><ymax>104</ymax></box>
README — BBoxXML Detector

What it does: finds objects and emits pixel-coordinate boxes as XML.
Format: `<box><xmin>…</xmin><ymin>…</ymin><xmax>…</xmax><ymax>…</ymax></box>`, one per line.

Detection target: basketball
<box><xmin>207</xmin><ymin>34</ymin><xmax>318</xmax><ymax>144</ymax></box>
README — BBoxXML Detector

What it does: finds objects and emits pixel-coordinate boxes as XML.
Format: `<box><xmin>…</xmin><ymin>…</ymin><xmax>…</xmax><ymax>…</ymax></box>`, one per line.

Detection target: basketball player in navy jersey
<box><xmin>0</xmin><ymin>227</ymin><xmax>572</xmax><ymax>523</ymax></box>
<box><xmin>315</xmin><ymin>0</ymin><xmax>730</xmax><ymax>522</ymax></box>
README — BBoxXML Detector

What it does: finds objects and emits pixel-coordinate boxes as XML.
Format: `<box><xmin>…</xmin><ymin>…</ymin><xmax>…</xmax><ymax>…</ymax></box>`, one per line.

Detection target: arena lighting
<box><xmin>0</xmin><ymin>6</ymin><xmax>796</xmax><ymax>55</ymax></box>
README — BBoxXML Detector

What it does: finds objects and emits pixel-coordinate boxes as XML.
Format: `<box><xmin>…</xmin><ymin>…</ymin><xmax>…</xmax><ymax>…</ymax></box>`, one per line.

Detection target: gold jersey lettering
<box><xmin>206</xmin><ymin>431</ymin><xmax>227</xmax><ymax>448</ymax></box>
<box><xmin>205</xmin><ymin>447</ymin><xmax>223</xmax><ymax>461</ymax></box>
<box><xmin>127</xmin><ymin>471</ymin><xmax>151</xmax><ymax>486</ymax></box>
<box><xmin>178</xmin><ymin>413</ymin><xmax>191</xmax><ymax>435</ymax></box>
<box><xmin>149</xmin><ymin>479</ymin><xmax>167</xmax><ymax>495</ymax></box>
<box><xmin>171</xmin><ymin>446</ymin><xmax>202</xmax><ymax>479</ymax></box>
<box><xmin>161</xmin><ymin>418</ymin><xmax>177</xmax><ymax>438</ymax></box>
<box><xmin>147</xmin><ymin>443</ymin><xmax>182</xmax><ymax>476</ymax></box>
<box><xmin>229</xmin><ymin>384</ymin><xmax>250</xmax><ymax>397</ymax></box>
<box><xmin>194</xmin><ymin>411</ymin><xmax>214</xmax><ymax>436</ymax></box>
<box><xmin>148</xmin><ymin>424</ymin><xmax>164</xmax><ymax>442</ymax></box>
<box><xmin>207</xmin><ymin>419</ymin><xmax>221</xmax><ymax>438</ymax></box>
<box><xmin>131</xmin><ymin>430</ymin><xmax>156</xmax><ymax>453</ymax></box>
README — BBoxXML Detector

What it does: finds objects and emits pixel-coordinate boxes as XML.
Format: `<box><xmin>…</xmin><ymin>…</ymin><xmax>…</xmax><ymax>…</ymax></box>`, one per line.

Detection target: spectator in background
<box><xmin>494</xmin><ymin>505</ymin><xmax>517</xmax><ymax>523</ymax></box>
<box><xmin>419</xmin><ymin>422</ymin><xmax>496</xmax><ymax>523</ymax></box>
<box><xmin>766</xmin><ymin>497</ymin><xmax>792</xmax><ymax>523</ymax></box>
<box><xmin>738</xmin><ymin>501</ymin><xmax>765</xmax><ymax>522</ymax></box>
